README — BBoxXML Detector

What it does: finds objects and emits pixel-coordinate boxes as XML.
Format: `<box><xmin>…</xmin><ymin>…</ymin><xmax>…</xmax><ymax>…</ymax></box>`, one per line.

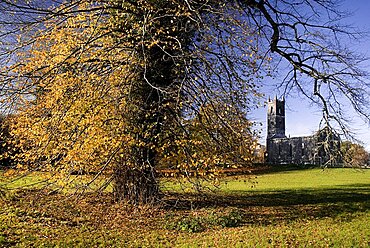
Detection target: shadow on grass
<box><xmin>2</xmin><ymin>183</ymin><xmax>368</xmax><ymax>229</ymax></box>
<box><xmin>163</xmin><ymin>184</ymin><xmax>369</xmax><ymax>224</ymax></box>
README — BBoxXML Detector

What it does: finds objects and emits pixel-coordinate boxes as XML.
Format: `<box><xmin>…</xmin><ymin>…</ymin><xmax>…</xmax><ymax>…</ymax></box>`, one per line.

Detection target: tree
<box><xmin>158</xmin><ymin>102</ymin><xmax>260</xmax><ymax>174</ymax></box>
<box><xmin>1</xmin><ymin>1</ymin><xmax>263</xmax><ymax>203</ymax></box>
<box><xmin>341</xmin><ymin>141</ymin><xmax>369</xmax><ymax>167</ymax></box>
<box><xmin>0</xmin><ymin>0</ymin><xmax>368</xmax><ymax>204</ymax></box>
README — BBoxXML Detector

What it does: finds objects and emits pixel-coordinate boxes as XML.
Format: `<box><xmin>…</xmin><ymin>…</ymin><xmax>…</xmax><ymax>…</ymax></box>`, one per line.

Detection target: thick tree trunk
<box><xmin>113</xmin><ymin>162</ymin><xmax>158</xmax><ymax>204</ymax></box>
<box><xmin>111</xmin><ymin>19</ymin><xmax>179</xmax><ymax>203</ymax></box>
<box><xmin>112</xmin><ymin>74</ymin><xmax>166</xmax><ymax>204</ymax></box>
<box><xmin>113</xmin><ymin>112</ymin><xmax>161</xmax><ymax>205</ymax></box>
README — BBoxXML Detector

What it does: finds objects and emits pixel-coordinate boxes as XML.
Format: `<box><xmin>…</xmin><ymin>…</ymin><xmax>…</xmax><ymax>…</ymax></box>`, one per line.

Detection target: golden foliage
<box><xmin>158</xmin><ymin>102</ymin><xmax>260</xmax><ymax>177</ymax></box>
<box><xmin>9</xmin><ymin>3</ymin><xmax>135</xmax><ymax>177</ymax></box>
<box><xmin>341</xmin><ymin>141</ymin><xmax>369</xmax><ymax>167</ymax></box>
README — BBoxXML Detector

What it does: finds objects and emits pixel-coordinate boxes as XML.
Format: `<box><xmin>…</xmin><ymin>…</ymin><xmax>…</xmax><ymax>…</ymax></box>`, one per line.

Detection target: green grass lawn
<box><xmin>224</xmin><ymin>167</ymin><xmax>369</xmax><ymax>190</ymax></box>
<box><xmin>0</xmin><ymin>168</ymin><xmax>369</xmax><ymax>247</ymax></box>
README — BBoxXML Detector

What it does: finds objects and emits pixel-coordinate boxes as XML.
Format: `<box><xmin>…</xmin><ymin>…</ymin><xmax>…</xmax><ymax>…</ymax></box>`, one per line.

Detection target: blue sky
<box><xmin>251</xmin><ymin>0</ymin><xmax>370</xmax><ymax>150</ymax></box>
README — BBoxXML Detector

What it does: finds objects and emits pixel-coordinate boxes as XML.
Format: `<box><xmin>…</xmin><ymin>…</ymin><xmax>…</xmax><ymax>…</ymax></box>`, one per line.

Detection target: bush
<box><xmin>165</xmin><ymin>209</ymin><xmax>245</xmax><ymax>233</ymax></box>
<box><xmin>217</xmin><ymin>209</ymin><xmax>245</xmax><ymax>228</ymax></box>
<box><xmin>176</xmin><ymin>217</ymin><xmax>204</xmax><ymax>233</ymax></box>
<box><xmin>165</xmin><ymin>214</ymin><xmax>204</xmax><ymax>233</ymax></box>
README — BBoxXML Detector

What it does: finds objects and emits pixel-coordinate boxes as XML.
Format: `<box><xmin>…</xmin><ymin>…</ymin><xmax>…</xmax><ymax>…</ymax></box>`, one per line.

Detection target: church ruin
<box><xmin>265</xmin><ymin>97</ymin><xmax>341</xmax><ymax>165</ymax></box>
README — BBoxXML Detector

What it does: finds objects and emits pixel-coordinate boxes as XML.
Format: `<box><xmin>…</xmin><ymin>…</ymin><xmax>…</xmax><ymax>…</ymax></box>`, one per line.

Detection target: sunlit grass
<box><xmin>3</xmin><ymin>167</ymin><xmax>368</xmax><ymax>192</ymax></box>
<box><xmin>0</xmin><ymin>170</ymin><xmax>113</xmax><ymax>193</ymax></box>
<box><xmin>222</xmin><ymin>168</ymin><xmax>370</xmax><ymax>191</ymax></box>
<box><xmin>162</xmin><ymin>167</ymin><xmax>370</xmax><ymax>193</ymax></box>
<box><xmin>0</xmin><ymin>171</ymin><xmax>48</xmax><ymax>189</ymax></box>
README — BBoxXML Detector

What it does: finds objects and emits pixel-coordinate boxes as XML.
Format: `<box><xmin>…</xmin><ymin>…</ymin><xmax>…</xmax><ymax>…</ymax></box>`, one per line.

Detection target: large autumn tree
<box><xmin>0</xmin><ymin>0</ymin><xmax>368</xmax><ymax>204</ymax></box>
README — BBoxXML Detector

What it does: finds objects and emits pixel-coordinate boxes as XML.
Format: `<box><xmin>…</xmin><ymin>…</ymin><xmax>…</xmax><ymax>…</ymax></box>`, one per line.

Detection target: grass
<box><xmin>0</xmin><ymin>167</ymin><xmax>369</xmax><ymax>247</ymax></box>
<box><xmin>223</xmin><ymin>167</ymin><xmax>369</xmax><ymax>191</ymax></box>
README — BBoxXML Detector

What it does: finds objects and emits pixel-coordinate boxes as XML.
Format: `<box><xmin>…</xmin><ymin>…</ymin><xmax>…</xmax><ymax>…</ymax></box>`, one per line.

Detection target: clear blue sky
<box><xmin>251</xmin><ymin>0</ymin><xmax>370</xmax><ymax>150</ymax></box>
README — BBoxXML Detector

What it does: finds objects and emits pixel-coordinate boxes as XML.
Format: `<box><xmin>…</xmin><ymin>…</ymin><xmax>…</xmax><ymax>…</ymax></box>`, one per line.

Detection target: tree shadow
<box><xmin>162</xmin><ymin>184</ymin><xmax>370</xmax><ymax>225</ymax></box>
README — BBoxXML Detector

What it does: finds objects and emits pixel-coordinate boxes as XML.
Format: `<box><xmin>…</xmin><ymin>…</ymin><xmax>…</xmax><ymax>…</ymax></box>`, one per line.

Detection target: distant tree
<box><xmin>0</xmin><ymin>0</ymin><xmax>368</xmax><ymax>204</ymax></box>
<box><xmin>341</xmin><ymin>141</ymin><xmax>369</xmax><ymax>167</ymax></box>
<box><xmin>254</xmin><ymin>144</ymin><xmax>265</xmax><ymax>164</ymax></box>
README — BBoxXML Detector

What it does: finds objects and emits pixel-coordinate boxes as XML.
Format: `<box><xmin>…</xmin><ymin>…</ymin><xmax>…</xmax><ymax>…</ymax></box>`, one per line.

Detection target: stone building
<box><xmin>266</xmin><ymin>97</ymin><xmax>341</xmax><ymax>165</ymax></box>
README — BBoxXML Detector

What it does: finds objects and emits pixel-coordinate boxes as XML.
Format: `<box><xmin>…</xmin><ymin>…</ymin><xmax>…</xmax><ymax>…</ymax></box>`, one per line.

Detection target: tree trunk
<box><xmin>113</xmin><ymin>161</ymin><xmax>158</xmax><ymax>205</ymax></box>
<box><xmin>111</xmin><ymin>16</ymin><xmax>180</xmax><ymax>203</ymax></box>
<box><xmin>113</xmin><ymin>109</ymin><xmax>161</xmax><ymax>205</ymax></box>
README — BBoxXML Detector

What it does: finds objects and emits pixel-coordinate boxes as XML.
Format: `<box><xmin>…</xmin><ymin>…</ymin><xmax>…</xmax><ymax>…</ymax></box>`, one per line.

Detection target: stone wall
<box><xmin>266</xmin><ymin>130</ymin><xmax>341</xmax><ymax>165</ymax></box>
<box><xmin>267</xmin><ymin>136</ymin><xmax>316</xmax><ymax>164</ymax></box>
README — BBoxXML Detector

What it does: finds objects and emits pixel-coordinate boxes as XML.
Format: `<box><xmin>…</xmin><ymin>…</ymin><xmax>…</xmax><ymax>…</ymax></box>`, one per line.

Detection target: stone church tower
<box><xmin>267</xmin><ymin>96</ymin><xmax>286</xmax><ymax>139</ymax></box>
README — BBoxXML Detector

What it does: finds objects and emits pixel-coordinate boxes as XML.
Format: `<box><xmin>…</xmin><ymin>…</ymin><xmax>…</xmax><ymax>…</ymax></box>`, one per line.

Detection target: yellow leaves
<box><xmin>157</xmin><ymin>99</ymin><xmax>260</xmax><ymax>175</ymax></box>
<box><xmin>7</xmin><ymin>4</ymin><xmax>139</xmax><ymax>176</ymax></box>
<box><xmin>3</xmin><ymin>169</ymin><xmax>17</xmax><ymax>177</ymax></box>
<box><xmin>148</xmin><ymin>39</ymin><xmax>160</xmax><ymax>48</ymax></box>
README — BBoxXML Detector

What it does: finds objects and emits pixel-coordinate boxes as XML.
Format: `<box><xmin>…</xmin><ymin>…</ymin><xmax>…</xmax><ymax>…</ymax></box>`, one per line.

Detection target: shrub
<box><xmin>217</xmin><ymin>209</ymin><xmax>245</xmax><ymax>228</ymax></box>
